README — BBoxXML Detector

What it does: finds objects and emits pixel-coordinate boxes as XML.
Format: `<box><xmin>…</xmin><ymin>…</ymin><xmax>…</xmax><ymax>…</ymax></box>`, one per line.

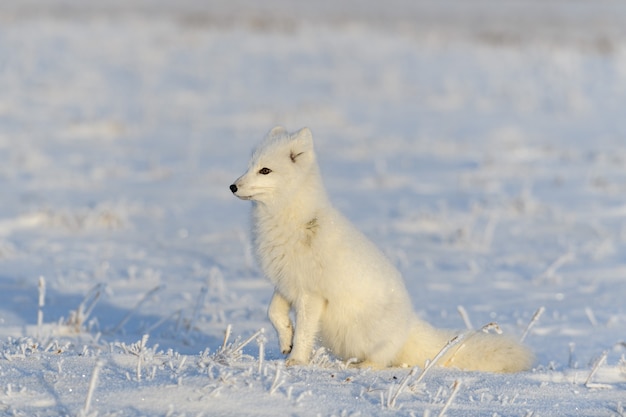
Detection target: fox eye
<box><xmin>258</xmin><ymin>167</ymin><xmax>272</xmax><ymax>175</ymax></box>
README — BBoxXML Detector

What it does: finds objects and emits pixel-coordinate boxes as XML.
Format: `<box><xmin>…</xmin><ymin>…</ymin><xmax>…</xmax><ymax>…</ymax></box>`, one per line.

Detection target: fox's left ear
<box><xmin>289</xmin><ymin>127</ymin><xmax>314</xmax><ymax>163</ymax></box>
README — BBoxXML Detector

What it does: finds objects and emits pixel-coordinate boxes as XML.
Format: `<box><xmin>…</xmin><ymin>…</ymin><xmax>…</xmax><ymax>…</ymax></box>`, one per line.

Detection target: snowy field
<box><xmin>1</xmin><ymin>1</ymin><xmax>626</xmax><ymax>415</ymax></box>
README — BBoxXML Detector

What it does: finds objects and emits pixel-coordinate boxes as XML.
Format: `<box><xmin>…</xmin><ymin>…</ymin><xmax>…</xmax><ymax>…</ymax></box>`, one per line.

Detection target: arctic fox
<box><xmin>230</xmin><ymin>126</ymin><xmax>533</xmax><ymax>372</ymax></box>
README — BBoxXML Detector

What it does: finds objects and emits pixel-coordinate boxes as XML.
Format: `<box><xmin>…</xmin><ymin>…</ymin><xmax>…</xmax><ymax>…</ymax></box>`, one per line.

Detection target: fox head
<box><xmin>230</xmin><ymin>126</ymin><xmax>318</xmax><ymax>205</ymax></box>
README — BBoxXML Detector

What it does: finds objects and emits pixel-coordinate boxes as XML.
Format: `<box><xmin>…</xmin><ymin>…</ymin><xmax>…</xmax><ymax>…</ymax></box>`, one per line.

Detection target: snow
<box><xmin>1</xmin><ymin>1</ymin><xmax>626</xmax><ymax>416</ymax></box>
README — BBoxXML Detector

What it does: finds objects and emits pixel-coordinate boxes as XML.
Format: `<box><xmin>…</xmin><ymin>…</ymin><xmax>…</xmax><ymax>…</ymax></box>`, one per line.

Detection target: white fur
<box><xmin>230</xmin><ymin>127</ymin><xmax>533</xmax><ymax>372</ymax></box>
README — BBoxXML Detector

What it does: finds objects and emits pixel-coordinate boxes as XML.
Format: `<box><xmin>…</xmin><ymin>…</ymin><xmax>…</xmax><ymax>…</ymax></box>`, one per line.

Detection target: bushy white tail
<box><xmin>394</xmin><ymin>318</ymin><xmax>534</xmax><ymax>373</ymax></box>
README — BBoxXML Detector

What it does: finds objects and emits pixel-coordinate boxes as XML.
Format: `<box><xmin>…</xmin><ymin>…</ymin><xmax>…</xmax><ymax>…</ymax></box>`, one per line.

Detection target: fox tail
<box><xmin>394</xmin><ymin>318</ymin><xmax>534</xmax><ymax>373</ymax></box>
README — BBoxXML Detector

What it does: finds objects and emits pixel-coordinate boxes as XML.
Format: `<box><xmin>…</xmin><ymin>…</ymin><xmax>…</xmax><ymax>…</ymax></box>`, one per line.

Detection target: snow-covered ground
<box><xmin>1</xmin><ymin>1</ymin><xmax>626</xmax><ymax>416</ymax></box>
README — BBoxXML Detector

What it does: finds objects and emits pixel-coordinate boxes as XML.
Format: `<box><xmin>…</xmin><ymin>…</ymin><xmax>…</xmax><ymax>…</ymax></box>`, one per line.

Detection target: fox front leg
<box><xmin>268</xmin><ymin>291</ymin><xmax>294</xmax><ymax>355</ymax></box>
<box><xmin>285</xmin><ymin>295</ymin><xmax>326</xmax><ymax>366</ymax></box>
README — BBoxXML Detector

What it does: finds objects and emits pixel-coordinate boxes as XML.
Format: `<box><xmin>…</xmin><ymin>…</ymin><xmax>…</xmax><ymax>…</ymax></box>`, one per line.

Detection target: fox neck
<box><xmin>252</xmin><ymin>172</ymin><xmax>329</xmax><ymax>227</ymax></box>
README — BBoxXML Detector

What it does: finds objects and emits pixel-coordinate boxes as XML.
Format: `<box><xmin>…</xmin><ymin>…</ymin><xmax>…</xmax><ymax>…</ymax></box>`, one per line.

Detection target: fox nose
<box><xmin>230</xmin><ymin>184</ymin><xmax>238</xmax><ymax>193</ymax></box>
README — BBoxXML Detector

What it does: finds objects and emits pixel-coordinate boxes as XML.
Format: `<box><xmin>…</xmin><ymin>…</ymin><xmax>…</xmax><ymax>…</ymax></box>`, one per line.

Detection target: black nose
<box><xmin>230</xmin><ymin>184</ymin><xmax>238</xmax><ymax>193</ymax></box>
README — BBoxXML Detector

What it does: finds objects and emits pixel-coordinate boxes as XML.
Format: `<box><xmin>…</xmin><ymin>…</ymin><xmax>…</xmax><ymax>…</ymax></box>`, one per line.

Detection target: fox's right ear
<box><xmin>289</xmin><ymin>127</ymin><xmax>314</xmax><ymax>163</ymax></box>
<box><xmin>291</xmin><ymin>128</ymin><xmax>314</xmax><ymax>152</ymax></box>
<box><xmin>292</xmin><ymin>127</ymin><xmax>313</xmax><ymax>144</ymax></box>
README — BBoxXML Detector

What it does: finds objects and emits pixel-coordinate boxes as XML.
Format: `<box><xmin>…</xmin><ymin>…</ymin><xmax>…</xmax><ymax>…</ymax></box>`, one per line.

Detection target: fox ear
<box><xmin>269</xmin><ymin>126</ymin><xmax>288</xmax><ymax>137</ymax></box>
<box><xmin>292</xmin><ymin>127</ymin><xmax>312</xmax><ymax>143</ymax></box>
<box><xmin>290</xmin><ymin>127</ymin><xmax>314</xmax><ymax>163</ymax></box>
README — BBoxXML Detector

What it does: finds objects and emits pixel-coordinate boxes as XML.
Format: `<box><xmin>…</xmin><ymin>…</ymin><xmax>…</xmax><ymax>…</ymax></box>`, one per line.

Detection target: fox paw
<box><xmin>285</xmin><ymin>356</ymin><xmax>307</xmax><ymax>367</ymax></box>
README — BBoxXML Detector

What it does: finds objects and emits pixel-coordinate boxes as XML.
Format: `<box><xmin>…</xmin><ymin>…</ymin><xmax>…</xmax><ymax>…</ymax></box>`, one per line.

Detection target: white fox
<box><xmin>230</xmin><ymin>126</ymin><xmax>533</xmax><ymax>372</ymax></box>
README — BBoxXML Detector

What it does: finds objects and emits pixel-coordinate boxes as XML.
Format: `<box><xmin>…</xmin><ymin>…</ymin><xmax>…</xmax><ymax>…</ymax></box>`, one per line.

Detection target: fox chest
<box><xmin>254</xmin><ymin>217</ymin><xmax>324</xmax><ymax>297</ymax></box>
